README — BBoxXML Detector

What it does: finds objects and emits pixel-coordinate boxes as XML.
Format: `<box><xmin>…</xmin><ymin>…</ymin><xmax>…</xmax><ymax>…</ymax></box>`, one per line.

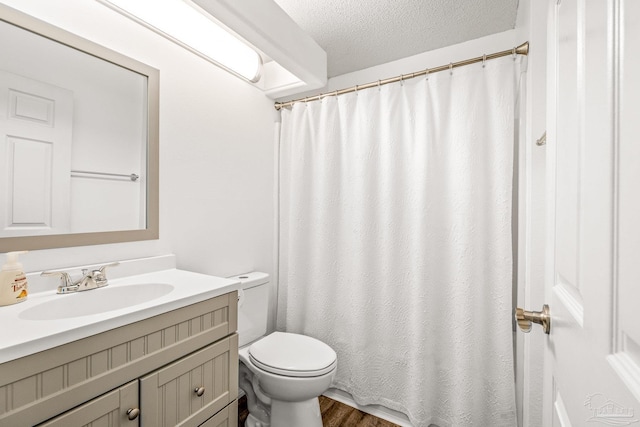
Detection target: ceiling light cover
<box><xmin>101</xmin><ymin>0</ymin><xmax>262</xmax><ymax>82</ymax></box>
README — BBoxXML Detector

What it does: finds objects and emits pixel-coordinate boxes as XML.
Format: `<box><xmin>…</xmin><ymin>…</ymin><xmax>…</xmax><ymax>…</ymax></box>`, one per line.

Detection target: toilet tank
<box><xmin>230</xmin><ymin>272</ymin><xmax>270</xmax><ymax>347</ymax></box>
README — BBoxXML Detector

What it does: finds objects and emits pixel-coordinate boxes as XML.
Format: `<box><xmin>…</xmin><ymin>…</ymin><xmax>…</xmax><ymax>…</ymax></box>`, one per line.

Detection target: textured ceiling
<box><xmin>273</xmin><ymin>0</ymin><xmax>519</xmax><ymax>78</ymax></box>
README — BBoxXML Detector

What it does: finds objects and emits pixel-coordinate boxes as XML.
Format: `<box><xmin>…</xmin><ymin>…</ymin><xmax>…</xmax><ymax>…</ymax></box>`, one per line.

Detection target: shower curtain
<box><xmin>277</xmin><ymin>56</ymin><xmax>521</xmax><ymax>427</ymax></box>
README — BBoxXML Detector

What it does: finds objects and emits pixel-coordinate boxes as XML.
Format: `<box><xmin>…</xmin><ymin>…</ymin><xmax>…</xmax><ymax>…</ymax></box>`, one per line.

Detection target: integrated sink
<box><xmin>1</xmin><ymin>266</ymin><xmax>241</xmax><ymax>364</ymax></box>
<box><xmin>19</xmin><ymin>283</ymin><xmax>175</xmax><ymax>321</ymax></box>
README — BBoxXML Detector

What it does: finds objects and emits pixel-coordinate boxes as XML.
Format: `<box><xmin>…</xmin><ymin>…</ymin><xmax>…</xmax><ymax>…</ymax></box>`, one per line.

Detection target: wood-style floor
<box><xmin>238</xmin><ymin>395</ymin><xmax>400</xmax><ymax>427</ymax></box>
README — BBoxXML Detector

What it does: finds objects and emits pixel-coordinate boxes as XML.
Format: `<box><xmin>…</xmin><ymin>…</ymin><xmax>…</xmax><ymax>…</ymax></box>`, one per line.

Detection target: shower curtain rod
<box><xmin>274</xmin><ymin>41</ymin><xmax>529</xmax><ymax>110</ymax></box>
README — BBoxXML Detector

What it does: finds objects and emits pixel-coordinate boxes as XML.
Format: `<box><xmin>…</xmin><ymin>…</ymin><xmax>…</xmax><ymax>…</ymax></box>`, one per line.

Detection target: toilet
<box><xmin>232</xmin><ymin>272</ymin><xmax>337</xmax><ymax>427</ymax></box>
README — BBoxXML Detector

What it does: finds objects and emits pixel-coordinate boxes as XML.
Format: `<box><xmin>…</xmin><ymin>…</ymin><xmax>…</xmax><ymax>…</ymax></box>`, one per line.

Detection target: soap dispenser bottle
<box><xmin>0</xmin><ymin>251</ymin><xmax>28</xmax><ymax>306</ymax></box>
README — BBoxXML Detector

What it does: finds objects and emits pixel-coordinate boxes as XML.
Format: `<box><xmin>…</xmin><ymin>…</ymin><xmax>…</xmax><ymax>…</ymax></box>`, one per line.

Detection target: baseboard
<box><xmin>322</xmin><ymin>388</ymin><xmax>414</xmax><ymax>427</ymax></box>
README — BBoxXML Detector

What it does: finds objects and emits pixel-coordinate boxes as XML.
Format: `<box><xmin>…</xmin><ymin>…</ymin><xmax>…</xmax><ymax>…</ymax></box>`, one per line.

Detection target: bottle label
<box><xmin>11</xmin><ymin>274</ymin><xmax>28</xmax><ymax>300</ymax></box>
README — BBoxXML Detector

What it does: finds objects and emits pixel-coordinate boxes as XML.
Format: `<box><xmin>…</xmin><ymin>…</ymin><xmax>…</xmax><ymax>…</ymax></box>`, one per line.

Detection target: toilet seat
<box><xmin>249</xmin><ymin>332</ymin><xmax>337</xmax><ymax>378</ymax></box>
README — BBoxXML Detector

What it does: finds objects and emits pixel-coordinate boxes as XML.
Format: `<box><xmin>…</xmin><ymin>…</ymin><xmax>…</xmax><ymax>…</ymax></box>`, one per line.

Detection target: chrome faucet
<box><xmin>41</xmin><ymin>262</ymin><xmax>120</xmax><ymax>294</ymax></box>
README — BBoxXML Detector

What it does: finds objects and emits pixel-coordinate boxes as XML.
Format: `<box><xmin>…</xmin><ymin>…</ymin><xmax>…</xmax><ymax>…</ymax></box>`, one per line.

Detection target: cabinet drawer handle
<box><xmin>194</xmin><ymin>386</ymin><xmax>205</xmax><ymax>397</ymax></box>
<box><xmin>127</xmin><ymin>408</ymin><xmax>140</xmax><ymax>420</ymax></box>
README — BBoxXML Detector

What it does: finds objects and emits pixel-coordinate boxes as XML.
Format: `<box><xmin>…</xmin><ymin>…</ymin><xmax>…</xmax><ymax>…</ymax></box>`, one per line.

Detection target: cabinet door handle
<box><xmin>194</xmin><ymin>386</ymin><xmax>205</xmax><ymax>397</ymax></box>
<box><xmin>126</xmin><ymin>408</ymin><xmax>140</xmax><ymax>420</ymax></box>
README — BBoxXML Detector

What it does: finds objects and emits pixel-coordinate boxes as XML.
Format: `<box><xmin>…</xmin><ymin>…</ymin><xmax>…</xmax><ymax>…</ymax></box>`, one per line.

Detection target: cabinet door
<box><xmin>36</xmin><ymin>381</ymin><xmax>139</xmax><ymax>427</ymax></box>
<box><xmin>140</xmin><ymin>334</ymin><xmax>238</xmax><ymax>427</ymax></box>
<box><xmin>199</xmin><ymin>400</ymin><xmax>238</xmax><ymax>427</ymax></box>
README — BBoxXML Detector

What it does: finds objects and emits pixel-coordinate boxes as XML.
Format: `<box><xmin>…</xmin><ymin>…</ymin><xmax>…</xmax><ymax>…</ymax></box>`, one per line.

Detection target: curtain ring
<box><xmin>400</xmin><ymin>74</ymin><xmax>404</xmax><ymax>86</ymax></box>
<box><xmin>334</xmin><ymin>90</ymin><xmax>338</xmax><ymax>98</ymax></box>
<box><xmin>449</xmin><ymin>63</ymin><xmax>453</xmax><ymax>75</ymax></box>
<box><xmin>377</xmin><ymin>80</ymin><xmax>381</xmax><ymax>91</ymax></box>
<box><xmin>425</xmin><ymin>68</ymin><xmax>429</xmax><ymax>80</ymax></box>
<box><xmin>482</xmin><ymin>54</ymin><xmax>487</xmax><ymax>68</ymax></box>
<box><xmin>354</xmin><ymin>84</ymin><xmax>358</xmax><ymax>94</ymax></box>
<box><xmin>512</xmin><ymin>47</ymin><xmax>517</xmax><ymax>60</ymax></box>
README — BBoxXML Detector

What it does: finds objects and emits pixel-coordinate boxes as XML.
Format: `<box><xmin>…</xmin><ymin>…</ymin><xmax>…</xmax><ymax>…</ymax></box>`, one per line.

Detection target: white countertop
<box><xmin>0</xmin><ymin>268</ymin><xmax>240</xmax><ymax>364</ymax></box>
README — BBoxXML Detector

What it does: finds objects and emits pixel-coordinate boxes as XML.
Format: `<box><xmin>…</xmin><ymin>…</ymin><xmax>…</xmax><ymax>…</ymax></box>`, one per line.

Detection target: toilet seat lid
<box><xmin>249</xmin><ymin>332</ymin><xmax>337</xmax><ymax>377</ymax></box>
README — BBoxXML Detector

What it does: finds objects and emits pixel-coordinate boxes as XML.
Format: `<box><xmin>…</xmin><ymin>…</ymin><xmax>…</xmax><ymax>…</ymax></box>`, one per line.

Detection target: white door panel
<box><xmin>9</xmin><ymin>136</ymin><xmax>52</xmax><ymax>225</ymax></box>
<box><xmin>542</xmin><ymin>0</ymin><xmax>640</xmax><ymax>425</ymax></box>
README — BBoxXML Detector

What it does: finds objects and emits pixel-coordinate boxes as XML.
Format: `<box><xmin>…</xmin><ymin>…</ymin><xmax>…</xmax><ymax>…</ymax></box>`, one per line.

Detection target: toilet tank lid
<box><xmin>229</xmin><ymin>272</ymin><xmax>269</xmax><ymax>290</ymax></box>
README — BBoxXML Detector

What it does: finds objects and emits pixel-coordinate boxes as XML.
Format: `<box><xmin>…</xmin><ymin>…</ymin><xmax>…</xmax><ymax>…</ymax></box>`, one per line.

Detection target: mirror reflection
<box><xmin>0</xmin><ymin>18</ymin><xmax>148</xmax><ymax>238</ymax></box>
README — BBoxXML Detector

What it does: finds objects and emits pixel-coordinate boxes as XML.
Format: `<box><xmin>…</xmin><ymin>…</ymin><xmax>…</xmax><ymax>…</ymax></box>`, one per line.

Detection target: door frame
<box><xmin>514</xmin><ymin>0</ymin><xmax>550</xmax><ymax>426</ymax></box>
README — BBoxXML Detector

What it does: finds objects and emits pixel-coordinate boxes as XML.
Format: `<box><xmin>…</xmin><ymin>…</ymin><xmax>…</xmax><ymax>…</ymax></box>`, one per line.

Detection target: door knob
<box><xmin>515</xmin><ymin>304</ymin><xmax>550</xmax><ymax>334</ymax></box>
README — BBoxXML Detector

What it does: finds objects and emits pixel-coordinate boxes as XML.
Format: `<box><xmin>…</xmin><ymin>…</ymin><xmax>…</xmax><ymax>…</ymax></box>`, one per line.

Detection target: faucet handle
<box><xmin>93</xmin><ymin>262</ymin><xmax>120</xmax><ymax>286</ymax></box>
<box><xmin>41</xmin><ymin>270</ymin><xmax>72</xmax><ymax>284</ymax></box>
<box><xmin>98</xmin><ymin>262</ymin><xmax>120</xmax><ymax>274</ymax></box>
<box><xmin>41</xmin><ymin>271</ymin><xmax>78</xmax><ymax>294</ymax></box>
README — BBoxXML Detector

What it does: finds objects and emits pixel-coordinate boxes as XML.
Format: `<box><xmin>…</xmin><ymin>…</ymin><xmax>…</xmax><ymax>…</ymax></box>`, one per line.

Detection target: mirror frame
<box><xmin>0</xmin><ymin>4</ymin><xmax>159</xmax><ymax>252</ymax></box>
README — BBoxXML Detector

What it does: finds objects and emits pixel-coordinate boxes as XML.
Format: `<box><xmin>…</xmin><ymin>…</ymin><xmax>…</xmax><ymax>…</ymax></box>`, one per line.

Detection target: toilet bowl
<box><xmin>232</xmin><ymin>273</ymin><xmax>337</xmax><ymax>427</ymax></box>
<box><xmin>240</xmin><ymin>332</ymin><xmax>336</xmax><ymax>427</ymax></box>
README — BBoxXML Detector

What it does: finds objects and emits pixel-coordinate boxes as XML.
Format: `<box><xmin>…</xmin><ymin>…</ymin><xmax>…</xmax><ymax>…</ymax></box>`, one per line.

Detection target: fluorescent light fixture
<box><xmin>99</xmin><ymin>0</ymin><xmax>262</xmax><ymax>82</ymax></box>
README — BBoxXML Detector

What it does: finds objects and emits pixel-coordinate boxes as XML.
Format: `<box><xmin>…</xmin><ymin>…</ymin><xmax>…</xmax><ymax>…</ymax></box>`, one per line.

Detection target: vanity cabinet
<box><xmin>0</xmin><ymin>291</ymin><xmax>238</xmax><ymax>427</ymax></box>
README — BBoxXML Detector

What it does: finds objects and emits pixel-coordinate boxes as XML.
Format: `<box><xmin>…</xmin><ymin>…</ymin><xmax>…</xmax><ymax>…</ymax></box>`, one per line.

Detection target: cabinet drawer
<box><xmin>140</xmin><ymin>334</ymin><xmax>238</xmax><ymax>427</ymax></box>
<box><xmin>199</xmin><ymin>400</ymin><xmax>237</xmax><ymax>427</ymax></box>
<box><xmin>37</xmin><ymin>381</ymin><xmax>139</xmax><ymax>427</ymax></box>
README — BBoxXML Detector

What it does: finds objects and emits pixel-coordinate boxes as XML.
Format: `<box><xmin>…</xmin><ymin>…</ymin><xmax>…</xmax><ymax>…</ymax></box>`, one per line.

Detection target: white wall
<box><xmin>0</xmin><ymin>0</ymin><xmax>276</xmax><ymax>315</ymax></box>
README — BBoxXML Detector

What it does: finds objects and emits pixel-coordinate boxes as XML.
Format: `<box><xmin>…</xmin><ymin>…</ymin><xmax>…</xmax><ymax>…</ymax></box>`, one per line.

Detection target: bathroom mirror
<box><xmin>0</xmin><ymin>4</ymin><xmax>159</xmax><ymax>252</ymax></box>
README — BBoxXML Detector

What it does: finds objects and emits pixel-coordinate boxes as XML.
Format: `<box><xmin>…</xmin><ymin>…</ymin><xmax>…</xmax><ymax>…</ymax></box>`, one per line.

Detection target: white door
<box><xmin>542</xmin><ymin>0</ymin><xmax>640</xmax><ymax>425</ymax></box>
<box><xmin>0</xmin><ymin>70</ymin><xmax>73</xmax><ymax>236</ymax></box>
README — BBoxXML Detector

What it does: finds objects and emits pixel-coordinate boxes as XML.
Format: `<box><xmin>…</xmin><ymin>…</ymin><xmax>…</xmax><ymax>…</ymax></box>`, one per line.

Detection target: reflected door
<box><xmin>0</xmin><ymin>70</ymin><xmax>73</xmax><ymax>236</ymax></box>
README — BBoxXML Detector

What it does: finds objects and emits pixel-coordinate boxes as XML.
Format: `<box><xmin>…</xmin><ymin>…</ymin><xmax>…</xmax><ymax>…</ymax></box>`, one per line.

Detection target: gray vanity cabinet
<box><xmin>35</xmin><ymin>335</ymin><xmax>238</xmax><ymax>427</ymax></box>
<box><xmin>0</xmin><ymin>291</ymin><xmax>238</xmax><ymax>427</ymax></box>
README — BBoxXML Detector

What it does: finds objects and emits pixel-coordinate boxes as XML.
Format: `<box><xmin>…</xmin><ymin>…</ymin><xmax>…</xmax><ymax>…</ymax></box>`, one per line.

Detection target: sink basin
<box><xmin>19</xmin><ymin>283</ymin><xmax>175</xmax><ymax>320</ymax></box>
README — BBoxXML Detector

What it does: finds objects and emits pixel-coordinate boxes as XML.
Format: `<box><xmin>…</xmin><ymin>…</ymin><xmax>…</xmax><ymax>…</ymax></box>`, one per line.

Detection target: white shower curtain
<box><xmin>277</xmin><ymin>56</ymin><xmax>521</xmax><ymax>427</ymax></box>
